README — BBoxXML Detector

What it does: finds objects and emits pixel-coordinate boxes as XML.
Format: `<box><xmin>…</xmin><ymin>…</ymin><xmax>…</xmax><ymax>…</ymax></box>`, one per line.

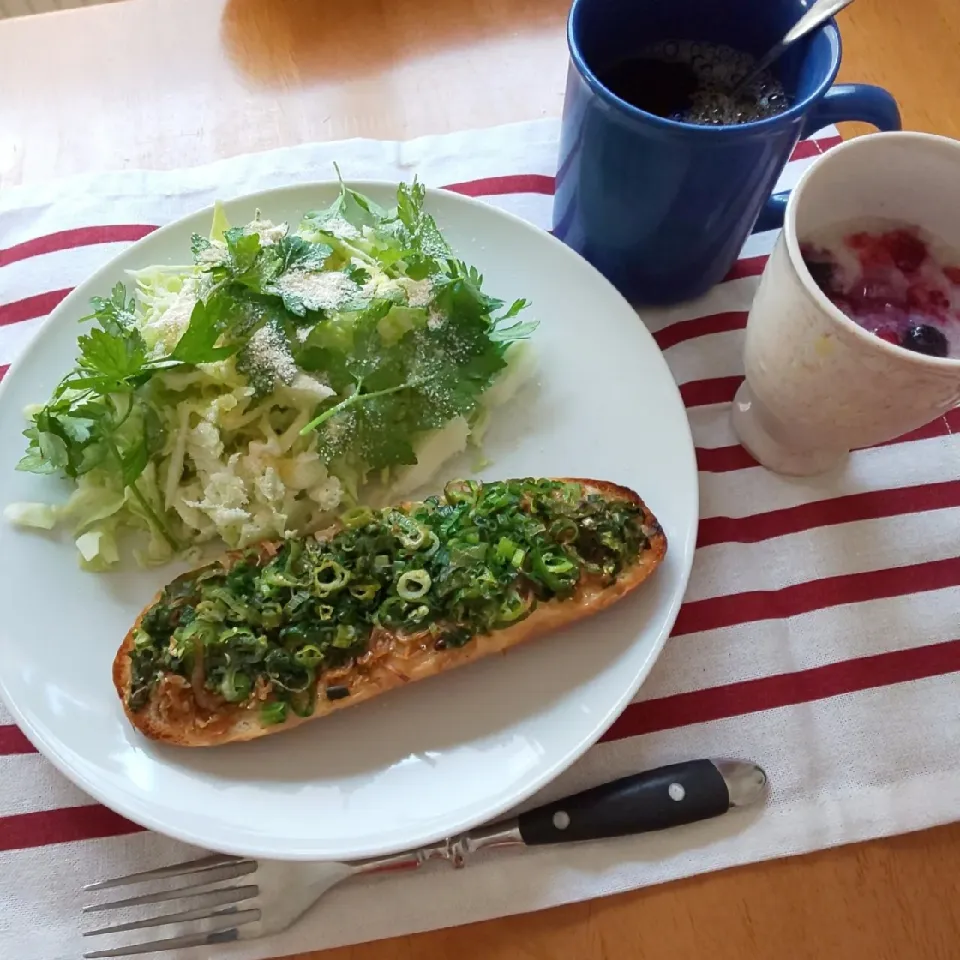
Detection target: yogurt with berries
<box><xmin>800</xmin><ymin>218</ymin><xmax>960</xmax><ymax>358</ymax></box>
<box><xmin>734</xmin><ymin>132</ymin><xmax>960</xmax><ymax>476</ymax></box>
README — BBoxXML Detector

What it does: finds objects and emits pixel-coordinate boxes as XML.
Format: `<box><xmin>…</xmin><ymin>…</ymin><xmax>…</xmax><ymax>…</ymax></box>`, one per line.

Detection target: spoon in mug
<box><xmin>729</xmin><ymin>0</ymin><xmax>858</xmax><ymax>98</ymax></box>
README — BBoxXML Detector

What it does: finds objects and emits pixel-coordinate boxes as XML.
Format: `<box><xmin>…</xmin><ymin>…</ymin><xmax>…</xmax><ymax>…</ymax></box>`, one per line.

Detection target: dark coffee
<box><xmin>596</xmin><ymin>40</ymin><xmax>790</xmax><ymax>126</ymax></box>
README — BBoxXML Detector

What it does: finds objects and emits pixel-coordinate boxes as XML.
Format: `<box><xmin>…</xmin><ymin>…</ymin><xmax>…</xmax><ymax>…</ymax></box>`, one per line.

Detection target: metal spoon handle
<box><xmin>784</xmin><ymin>0</ymin><xmax>858</xmax><ymax>46</ymax></box>
<box><xmin>730</xmin><ymin>0</ymin><xmax>857</xmax><ymax>96</ymax></box>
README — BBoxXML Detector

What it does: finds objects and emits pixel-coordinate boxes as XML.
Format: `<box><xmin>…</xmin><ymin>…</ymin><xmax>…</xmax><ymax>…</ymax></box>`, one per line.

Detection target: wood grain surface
<box><xmin>3</xmin><ymin>0</ymin><xmax>960</xmax><ymax>956</ymax></box>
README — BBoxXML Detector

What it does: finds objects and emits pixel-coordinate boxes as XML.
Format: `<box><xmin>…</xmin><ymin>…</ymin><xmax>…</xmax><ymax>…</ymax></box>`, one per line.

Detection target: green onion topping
<box><xmin>128</xmin><ymin>479</ymin><xmax>654</xmax><ymax>725</ymax></box>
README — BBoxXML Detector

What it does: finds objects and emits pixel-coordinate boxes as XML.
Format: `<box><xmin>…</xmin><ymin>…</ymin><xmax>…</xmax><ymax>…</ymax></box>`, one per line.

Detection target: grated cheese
<box><xmin>275</xmin><ymin>270</ymin><xmax>359</xmax><ymax>311</ymax></box>
<box><xmin>361</xmin><ymin>273</ymin><xmax>404</xmax><ymax>303</ymax></box>
<box><xmin>245</xmin><ymin>324</ymin><xmax>298</xmax><ymax>387</ymax></box>
<box><xmin>402</xmin><ymin>277</ymin><xmax>434</xmax><ymax>308</ymax></box>
<box><xmin>322</xmin><ymin>216</ymin><xmax>361</xmax><ymax>240</ymax></box>
<box><xmin>147</xmin><ymin>287</ymin><xmax>198</xmax><ymax>355</ymax></box>
<box><xmin>245</xmin><ymin>219</ymin><xmax>289</xmax><ymax>245</ymax></box>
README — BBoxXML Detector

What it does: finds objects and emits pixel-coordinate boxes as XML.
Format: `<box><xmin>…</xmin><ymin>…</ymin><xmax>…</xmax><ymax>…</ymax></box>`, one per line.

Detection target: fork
<box><xmin>81</xmin><ymin>758</ymin><xmax>766</xmax><ymax>957</ymax></box>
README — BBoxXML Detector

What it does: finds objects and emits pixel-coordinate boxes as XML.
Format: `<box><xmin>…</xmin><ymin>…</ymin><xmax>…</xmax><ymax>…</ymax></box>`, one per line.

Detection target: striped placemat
<box><xmin>3</xmin><ymin>119</ymin><xmax>959</xmax><ymax>960</ymax></box>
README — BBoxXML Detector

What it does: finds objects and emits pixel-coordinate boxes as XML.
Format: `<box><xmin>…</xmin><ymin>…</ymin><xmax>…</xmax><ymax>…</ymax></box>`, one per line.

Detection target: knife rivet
<box><xmin>668</xmin><ymin>783</ymin><xmax>686</xmax><ymax>802</ymax></box>
<box><xmin>552</xmin><ymin>810</ymin><xmax>571</xmax><ymax>830</ymax></box>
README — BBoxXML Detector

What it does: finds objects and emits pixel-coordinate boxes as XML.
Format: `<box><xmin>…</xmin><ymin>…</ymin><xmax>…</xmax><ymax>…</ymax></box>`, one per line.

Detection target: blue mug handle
<box><xmin>753</xmin><ymin>84</ymin><xmax>902</xmax><ymax>233</ymax></box>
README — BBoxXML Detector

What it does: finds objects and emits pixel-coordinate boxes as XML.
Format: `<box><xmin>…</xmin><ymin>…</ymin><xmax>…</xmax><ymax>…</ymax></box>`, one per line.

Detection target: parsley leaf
<box><xmin>18</xmin><ymin>280</ymin><xmax>192</xmax><ymax>548</ymax></box>
<box><xmin>260</xmin><ymin>237</ymin><xmax>336</xmax><ymax>317</ymax></box>
<box><xmin>170</xmin><ymin>294</ymin><xmax>241</xmax><ymax>364</ymax></box>
<box><xmin>120</xmin><ymin>433</ymin><xmax>150</xmax><ymax>487</ymax></box>
<box><xmin>83</xmin><ymin>282</ymin><xmax>138</xmax><ymax>336</ymax></box>
<box><xmin>195</xmin><ymin>226</ymin><xmax>334</xmax><ymax>317</ymax></box>
<box><xmin>345</xmin><ymin>264</ymin><xmax>370</xmax><ymax>285</ymax></box>
<box><xmin>300</xmin><ymin>296</ymin><xmax>511</xmax><ymax>470</ymax></box>
<box><xmin>223</xmin><ymin>228</ymin><xmax>263</xmax><ymax>284</ymax></box>
<box><xmin>303</xmin><ymin>169</ymin><xmax>389</xmax><ymax>235</ymax></box>
<box><xmin>394</xmin><ymin>180</ymin><xmax>451</xmax><ymax>272</ymax></box>
<box><xmin>294</xmin><ymin>179</ymin><xmax>537</xmax><ymax>471</ymax></box>
<box><xmin>16</xmin><ymin>444</ymin><xmax>57</xmax><ymax>476</ymax></box>
<box><xmin>77</xmin><ymin>326</ymin><xmax>148</xmax><ymax>385</ymax></box>
<box><xmin>56</xmin><ymin>414</ymin><xmax>97</xmax><ymax>445</ymax></box>
<box><xmin>36</xmin><ymin>427</ymin><xmax>69</xmax><ymax>472</ymax></box>
<box><xmin>192</xmin><ymin>228</ymin><xmax>264</xmax><ymax>290</ymax></box>
<box><xmin>236</xmin><ymin>316</ymin><xmax>298</xmax><ymax>398</ymax></box>
<box><xmin>269</xmin><ymin>235</ymin><xmax>332</xmax><ymax>275</ymax></box>
<box><xmin>491</xmin><ymin>299</ymin><xmax>537</xmax><ymax>343</ymax></box>
<box><xmin>191</xmin><ymin>233</ymin><xmax>213</xmax><ymax>258</ymax></box>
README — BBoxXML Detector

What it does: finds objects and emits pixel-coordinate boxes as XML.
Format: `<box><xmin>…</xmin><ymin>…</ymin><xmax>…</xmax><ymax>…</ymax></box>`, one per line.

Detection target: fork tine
<box><xmin>84</xmin><ymin>854</ymin><xmax>249</xmax><ymax>891</ymax></box>
<box><xmin>82</xmin><ymin>909</ymin><xmax>261</xmax><ymax>958</ymax></box>
<box><xmin>83</xmin><ymin>883</ymin><xmax>258</xmax><ymax>914</ymax></box>
<box><xmin>84</xmin><ymin>900</ymin><xmax>258</xmax><ymax>937</ymax></box>
<box><xmin>84</xmin><ymin>860</ymin><xmax>258</xmax><ymax>904</ymax></box>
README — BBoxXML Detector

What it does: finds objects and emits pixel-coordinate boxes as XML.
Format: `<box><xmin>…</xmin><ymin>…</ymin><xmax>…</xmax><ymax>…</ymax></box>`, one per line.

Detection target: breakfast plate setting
<box><xmin>4</xmin><ymin>2</ymin><xmax>960</xmax><ymax>958</ymax></box>
<box><xmin>0</xmin><ymin>174</ymin><xmax>699</xmax><ymax>863</ymax></box>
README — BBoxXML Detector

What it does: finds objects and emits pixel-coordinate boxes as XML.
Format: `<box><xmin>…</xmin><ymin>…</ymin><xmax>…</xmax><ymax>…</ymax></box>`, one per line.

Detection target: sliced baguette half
<box><xmin>114</xmin><ymin>478</ymin><xmax>666</xmax><ymax>746</ymax></box>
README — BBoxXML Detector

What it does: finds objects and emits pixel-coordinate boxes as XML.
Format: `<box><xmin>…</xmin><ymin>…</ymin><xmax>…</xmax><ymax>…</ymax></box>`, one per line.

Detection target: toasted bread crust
<box><xmin>114</xmin><ymin>479</ymin><xmax>666</xmax><ymax>746</ymax></box>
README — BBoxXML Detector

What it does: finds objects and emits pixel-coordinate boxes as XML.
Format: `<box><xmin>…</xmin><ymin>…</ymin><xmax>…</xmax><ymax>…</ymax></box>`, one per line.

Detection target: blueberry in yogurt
<box><xmin>901</xmin><ymin>324</ymin><xmax>948</xmax><ymax>358</ymax></box>
<box><xmin>800</xmin><ymin>249</ymin><xmax>838</xmax><ymax>295</ymax></box>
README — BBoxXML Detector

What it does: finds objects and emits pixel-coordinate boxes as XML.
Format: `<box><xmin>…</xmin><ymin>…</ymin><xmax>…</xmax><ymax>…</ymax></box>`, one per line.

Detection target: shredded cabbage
<box><xmin>11</xmin><ymin>184</ymin><xmax>536</xmax><ymax>570</ymax></box>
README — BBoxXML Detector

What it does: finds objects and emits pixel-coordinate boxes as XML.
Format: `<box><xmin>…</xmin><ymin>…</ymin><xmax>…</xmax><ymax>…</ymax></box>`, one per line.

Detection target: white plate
<box><xmin>0</xmin><ymin>182</ymin><xmax>697</xmax><ymax>860</ymax></box>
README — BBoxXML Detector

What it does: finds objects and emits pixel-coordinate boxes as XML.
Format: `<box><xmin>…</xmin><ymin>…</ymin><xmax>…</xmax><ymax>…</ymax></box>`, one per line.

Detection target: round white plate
<box><xmin>0</xmin><ymin>182</ymin><xmax>697</xmax><ymax>860</ymax></box>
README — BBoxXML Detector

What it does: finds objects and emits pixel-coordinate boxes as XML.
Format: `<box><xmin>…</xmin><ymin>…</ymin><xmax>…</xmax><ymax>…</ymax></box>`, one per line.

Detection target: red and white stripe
<box><xmin>3</xmin><ymin>128</ymin><xmax>959</xmax><ymax>878</ymax></box>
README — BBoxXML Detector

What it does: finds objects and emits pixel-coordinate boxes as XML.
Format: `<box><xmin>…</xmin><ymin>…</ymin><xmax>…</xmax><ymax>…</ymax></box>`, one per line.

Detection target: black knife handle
<box><xmin>517</xmin><ymin>759</ymin><xmax>731</xmax><ymax>845</ymax></box>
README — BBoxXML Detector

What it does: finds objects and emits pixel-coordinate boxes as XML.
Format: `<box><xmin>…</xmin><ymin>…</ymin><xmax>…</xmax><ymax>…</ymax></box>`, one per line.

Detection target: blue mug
<box><xmin>552</xmin><ymin>0</ymin><xmax>902</xmax><ymax>306</ymax></box>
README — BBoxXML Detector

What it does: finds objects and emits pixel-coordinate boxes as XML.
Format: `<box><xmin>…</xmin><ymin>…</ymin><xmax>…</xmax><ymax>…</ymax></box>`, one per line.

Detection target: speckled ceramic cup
<box><xmin>732</xmin><ymin>132</ymin><xmax>960</xmax><ymax>476</ymax></box>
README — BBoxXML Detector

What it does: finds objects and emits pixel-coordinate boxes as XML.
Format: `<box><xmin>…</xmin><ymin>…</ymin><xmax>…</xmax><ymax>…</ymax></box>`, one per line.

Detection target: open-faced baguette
<box><xmin>114</xmin><ymin>478</ymin><xmax>666</xmax><ymax>746</ymax></box>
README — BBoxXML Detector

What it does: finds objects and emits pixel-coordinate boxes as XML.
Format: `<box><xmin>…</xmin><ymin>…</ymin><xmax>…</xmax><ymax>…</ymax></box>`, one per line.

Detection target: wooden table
<box><xmin>3</xmin><ymin>0</ymin><xmax>960</xmax><ymax>956</ymax></box>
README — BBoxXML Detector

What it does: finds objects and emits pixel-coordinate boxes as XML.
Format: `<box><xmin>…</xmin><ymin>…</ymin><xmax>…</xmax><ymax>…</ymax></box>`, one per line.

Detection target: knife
<box><xmin>361</xmin><ymin>758</ymin><xmax>767</xmax><ymax>871</ymax></box>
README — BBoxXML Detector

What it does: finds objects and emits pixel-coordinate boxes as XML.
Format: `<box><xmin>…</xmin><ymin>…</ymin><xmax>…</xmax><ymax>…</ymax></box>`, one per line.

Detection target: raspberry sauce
<box><xmin>800</xmin><ymin>219</ymin><xmax>960</xmax><ymax>359</ymax></box>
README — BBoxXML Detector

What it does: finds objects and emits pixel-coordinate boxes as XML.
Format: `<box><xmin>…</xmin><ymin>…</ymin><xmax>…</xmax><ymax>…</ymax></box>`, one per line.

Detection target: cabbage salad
<box><xmin>8</xmin><ymin>178</ymin><xmax>536</xmax><ymax>570</ymax></box>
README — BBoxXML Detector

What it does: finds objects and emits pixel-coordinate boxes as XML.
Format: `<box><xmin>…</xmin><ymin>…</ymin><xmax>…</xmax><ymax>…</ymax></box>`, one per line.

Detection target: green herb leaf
<box><xmin>56</xmin><ymin>414</ymin><xmax>97</xmax><ymax>444</ymax></box>
<box><xmin>491</xmin><ymin>298</ymin><xmax>538</xmax><ymax>344</ymax></box>
<box><xmin>259</xmin><ymin>236</ymin><xmax>336</xmax><ymax>316</ymax></box>
<box><xmin>37</xmin><ymin>430</ymin><xmax>69</xmax><ymax>470</ymax></box>
<box><xmin>82</xmin><ymin>282</ymin><xmax>137</xmax><ymax>336</ymax></box>
<box><xmin>224</xmin><ymin>227</ymin><xmax>263</xmax><ymax>281</ymax></box>
<box><xmin>301</xmin><ymin>294</ymin><xmax>510</xmax><ymax>469</ymax></box>
<box><xmin>271</xmin><ymin>235</ymin><xmax>332</xmax><ymax>274</ymax></box>
<box><xmin>16</xmin><ymin>449</ymin><xmax>57</xmax><ymax>475</ymax></box>
<box><xmin>191</xmin><ymin>233</ymin><xmax>212</xmax><ymax>258</ymax></box>
<box><xmin>121</xmin><ymin>434</ymin><xmax>150</xmax><ymax>487</ymax></box>
<box><xmin>390</xmin><ymin>180</ymin><xmax>451</xmax><ymax>278</ymax></box>
<box><xmin>76</xmin><ymin>326</ymin><xmax>148</xmax><ymax>386</ymax></box>
<box><xmin>497</xmin><ymin>298</ymin><xmax>528</xmax><ymax>322</ymax></box>
<box><xmin>196</xmin><ymin>224</ymin><xmax>335</xmax><ymax>317</ymax></box>
<box><xmin>304</xmin><ymin>171</ymin><xmax>388</xmax><ymax>235</ymax></box>
<box><xmin>169</xmin><ymin>295</ymin><xmax>239</xmax><ymax>364</ymax></box>
<box><xmin>345</xmin><ymin>264</ymin><xmax>370</xmax><ymax>284</ymax></box>
<box><xmin>235</xmin><ymin>316</ymin><xmax>297</xmax><ymax>398</ymax></box>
